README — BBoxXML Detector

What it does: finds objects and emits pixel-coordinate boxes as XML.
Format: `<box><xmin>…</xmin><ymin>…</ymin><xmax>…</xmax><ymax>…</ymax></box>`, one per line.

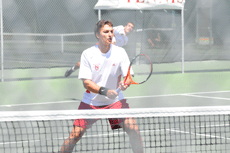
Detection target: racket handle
<box><xmin>115</xmin><ymin>88</ymin><xmax>121</xmax><ymax>93</ymax></box>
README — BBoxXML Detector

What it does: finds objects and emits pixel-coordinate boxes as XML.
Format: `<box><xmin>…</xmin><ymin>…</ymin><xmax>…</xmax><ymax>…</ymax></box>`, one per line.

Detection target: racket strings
<box><xmin>131</xmin><ymin>56</ymin><xmax>152</xmax><ymax>84</ymax></box>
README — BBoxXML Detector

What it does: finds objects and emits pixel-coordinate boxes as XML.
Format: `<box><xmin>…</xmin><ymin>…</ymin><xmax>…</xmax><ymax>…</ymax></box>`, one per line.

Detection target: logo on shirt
<box><xmin>94</xmin><ymin>63</ymin><xmax>100</xmax><ymax>71</ymax></box>
<box><xmin>112</xmin><ymin>63</ymin><xmax>115</xmax><ymax>66</ymax></box>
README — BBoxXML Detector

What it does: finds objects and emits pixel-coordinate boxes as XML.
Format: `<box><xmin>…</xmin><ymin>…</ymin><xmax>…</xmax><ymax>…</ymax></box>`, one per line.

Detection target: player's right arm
<box><xmin>82</xmin><ymin>79</ymin><xmax>100</xmax><ymax>94</ymax></box>
<box><xmin>82</xmin><ymin>79</ymin><xmax>118</xmax><ymax>99</ymax></box>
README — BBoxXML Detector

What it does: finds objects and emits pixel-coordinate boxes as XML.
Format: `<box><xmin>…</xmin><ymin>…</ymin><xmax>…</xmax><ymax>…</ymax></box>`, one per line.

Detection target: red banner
<box><xmin>95</xmin><ymin>0</ymin><xmax>185</xmax><ymax>10</ymax></box>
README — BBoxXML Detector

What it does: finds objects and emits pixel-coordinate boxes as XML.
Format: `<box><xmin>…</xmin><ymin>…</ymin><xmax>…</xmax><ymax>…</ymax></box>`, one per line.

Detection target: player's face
<box><xmin>124</xmin><ymin>23</ymin><xmax>134</xmax><ymax>35</ymax></box>
<box><xmin>97</xmin><ymin>24</ymin><xmax>114</xmax><ymax>46</ymax></box>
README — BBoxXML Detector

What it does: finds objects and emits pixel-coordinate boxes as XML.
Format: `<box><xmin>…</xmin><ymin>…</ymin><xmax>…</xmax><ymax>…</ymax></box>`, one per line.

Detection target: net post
<box><xmin>0</xmin><ymin>0</ymin><xmax>3</xmax><ymax>82</ymax></box>
<box><xmin>98</xmin><ymin>9</ymin><xmax>101</xmax><ymax>21</ymax></box>
<box><xmin>209</xmin><ymin>0</ymin><xmax>213</xmax><ymax>49</ymax></box>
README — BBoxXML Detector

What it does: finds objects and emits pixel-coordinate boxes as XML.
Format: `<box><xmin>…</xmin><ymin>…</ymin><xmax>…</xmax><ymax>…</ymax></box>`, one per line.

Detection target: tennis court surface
<box><xmin>1</xmin><ymin>72</ymin><xmax>230</xmax><ymax>153</ymax></box>
<box><xmin>1</xmin><ymin>0</ymin><xmax>230</xmax><ymax>152</ymax></box>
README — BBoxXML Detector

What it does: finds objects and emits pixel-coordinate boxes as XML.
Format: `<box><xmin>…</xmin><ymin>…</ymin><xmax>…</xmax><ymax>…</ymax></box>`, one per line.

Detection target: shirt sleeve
<box><xmin>117</xmin><ymin>35</ymin><xmax>127</xmax><ymax>46</ymax></box>
<box><xmin>78</xmin><ymin>51</ymin><xmax>92</xmax><ymax>80</ymax></box>
<box><xmin>113</xmin><ymin>26</ymin><xmax>127</xmax><ymax>47</ymax></box>
<box><xmin>118</xmin><ymin>30</ymin><xmax>125</xmax><ymax>35</ymax></box>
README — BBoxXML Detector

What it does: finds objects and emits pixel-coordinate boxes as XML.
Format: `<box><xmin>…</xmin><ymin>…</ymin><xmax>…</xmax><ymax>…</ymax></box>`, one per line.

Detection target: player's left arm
<box><xmin>118</xmin><ymin>49</ymin><xmax>132</xmax><ymax>91</ymax></box>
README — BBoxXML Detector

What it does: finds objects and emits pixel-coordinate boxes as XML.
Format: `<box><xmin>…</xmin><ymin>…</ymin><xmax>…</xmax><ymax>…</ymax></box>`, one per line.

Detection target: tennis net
<box><xmin>1</xmin><ymin>106</ymin><xmax>230</xmax><ymax>153</ymax></box>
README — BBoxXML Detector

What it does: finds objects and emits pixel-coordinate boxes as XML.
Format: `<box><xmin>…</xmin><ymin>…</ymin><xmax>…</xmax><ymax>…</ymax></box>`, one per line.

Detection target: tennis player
<box><xmin>64</xmin><ymin>22</ymin><xmax>135</xmax><ymax>77</ymax></box>
<box><xmin>60</xmin><ymin>20</ymin><xmax>143</xmax><ymax>153</ymax></box>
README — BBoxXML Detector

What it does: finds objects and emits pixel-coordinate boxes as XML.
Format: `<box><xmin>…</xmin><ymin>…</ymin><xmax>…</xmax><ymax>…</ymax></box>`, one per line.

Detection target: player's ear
<box><xmin>96</xmin><ymin>32</ymin><xmax>100</xmax><ymax>39</ymax></box>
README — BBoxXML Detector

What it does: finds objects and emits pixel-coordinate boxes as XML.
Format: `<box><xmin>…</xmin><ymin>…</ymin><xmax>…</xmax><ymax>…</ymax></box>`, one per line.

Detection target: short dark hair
<box><xmin>94</xmin><ymin>20</ymin><xmax>113</xmax><ymax>40</ymax></box>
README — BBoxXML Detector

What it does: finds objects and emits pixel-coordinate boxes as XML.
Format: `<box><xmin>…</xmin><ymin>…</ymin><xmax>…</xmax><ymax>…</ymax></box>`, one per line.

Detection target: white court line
<box><xmin>0</xmin><ymin>100</ymin><xmax>80</xmax><ymax>108</ymax></box>
<box><xmin>1</xmin><ymin>124</ymin><xmax>230</xmax><ymax>146</ymax></box>
<box><xmin>168</xmin><ymin>129</ymin><xmax>230</xmax><ymax>141</ymax></box>
<box><xmin>183</xmin><ymin>94</ymin><xmax>230</xmax><ymax>101</ymax></box>
<box><xmin>1</xmin><ymin>90</ymin><xmax>230</xmax><ymax>108</ymax></box>
<box><xmin>126</xmin><ymin>90</ymin><xmax>230</xmax><ymax>99</ymax></box>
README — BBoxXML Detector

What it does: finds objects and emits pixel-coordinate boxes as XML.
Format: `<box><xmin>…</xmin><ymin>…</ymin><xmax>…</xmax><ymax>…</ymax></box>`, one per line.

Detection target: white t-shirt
<box><xmin>113</xmin><ymin>25</ymin><xmax>128</xmax><ymax>47</ymax></box>
<box><xmin>78</xmin><ymin>44</ymin><xmax>130</xmax><ymax>106</ymax></box>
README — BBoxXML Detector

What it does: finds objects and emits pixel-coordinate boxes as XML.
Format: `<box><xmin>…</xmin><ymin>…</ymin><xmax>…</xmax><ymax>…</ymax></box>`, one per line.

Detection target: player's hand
<box><xmin>118</xmin><ymin>81</ymin><xmax>130</xmax><ymax>91</ymax></box>
<box><xmin>106</xmin><ymin>90</ymin><xmax>118</xmax><ymax>99</ymax></box>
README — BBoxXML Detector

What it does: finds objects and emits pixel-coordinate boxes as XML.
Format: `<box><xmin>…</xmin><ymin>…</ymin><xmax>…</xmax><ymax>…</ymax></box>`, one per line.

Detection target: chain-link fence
<box><xmin>0</xmin><ymin>0</ymin><xmax>230</xmax><ymax>81</ymax></box>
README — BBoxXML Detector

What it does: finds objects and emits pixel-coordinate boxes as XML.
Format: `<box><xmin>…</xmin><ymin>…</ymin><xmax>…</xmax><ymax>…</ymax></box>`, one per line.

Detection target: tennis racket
<box><xmin>116</xmin><ymin>54</ymin><xmax>153</xmax><ymax>93</ymax></box>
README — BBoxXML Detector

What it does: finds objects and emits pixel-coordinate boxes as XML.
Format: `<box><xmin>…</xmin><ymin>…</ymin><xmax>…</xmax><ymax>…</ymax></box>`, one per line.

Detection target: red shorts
<box><xmin>73</xmin><ymin>99</ymin><xmax>129</xmax><ymax>130</ymax></box>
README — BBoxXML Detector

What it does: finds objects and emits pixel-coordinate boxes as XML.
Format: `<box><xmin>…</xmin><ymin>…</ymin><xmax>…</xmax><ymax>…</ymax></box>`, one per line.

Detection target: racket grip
<box><xmin>115</xmin><ymin>88</ymin><xmax>121</xmax><ymax>93</ymax></box>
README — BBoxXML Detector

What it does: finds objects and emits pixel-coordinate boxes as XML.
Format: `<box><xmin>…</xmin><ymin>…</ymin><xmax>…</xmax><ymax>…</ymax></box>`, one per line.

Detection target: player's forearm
<box><xmin>82</xmin><ymin>79</ymin><xmax>118</xmax><ymax>99</ymax></box>
<box><xmin>82</xmin><ymin>79</ymin><xmax>100</xmax><ymax>94</ymax></box>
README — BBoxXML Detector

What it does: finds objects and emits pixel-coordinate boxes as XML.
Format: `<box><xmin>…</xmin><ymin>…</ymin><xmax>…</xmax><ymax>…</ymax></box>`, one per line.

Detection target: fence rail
<box><xmin>1</xmin><ymin>0</ymin><xmax>230</xmax><ymax>82</ymax></box>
